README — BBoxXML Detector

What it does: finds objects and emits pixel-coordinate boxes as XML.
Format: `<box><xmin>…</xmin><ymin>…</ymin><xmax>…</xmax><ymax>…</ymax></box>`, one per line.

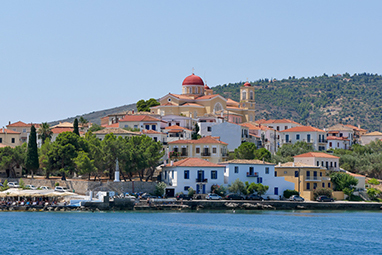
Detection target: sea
<box><xmin>1</xmin><ymin>210</ymin><xmax>381</xmax><ymax>255</ymax></box>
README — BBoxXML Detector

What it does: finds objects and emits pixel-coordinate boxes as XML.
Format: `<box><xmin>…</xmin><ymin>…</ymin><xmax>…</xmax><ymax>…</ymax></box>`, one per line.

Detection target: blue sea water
<box><xmin>0</xmin><ymin>210</ymin><xmax>381</xmax><ymax>255</ymax></box>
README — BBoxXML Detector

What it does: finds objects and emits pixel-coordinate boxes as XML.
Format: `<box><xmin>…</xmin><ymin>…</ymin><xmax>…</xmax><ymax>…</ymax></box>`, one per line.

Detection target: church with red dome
<box><xmin>151</xmin><ymin>73</ymin><xmax>255</xmax><ymax>123</ymax></box>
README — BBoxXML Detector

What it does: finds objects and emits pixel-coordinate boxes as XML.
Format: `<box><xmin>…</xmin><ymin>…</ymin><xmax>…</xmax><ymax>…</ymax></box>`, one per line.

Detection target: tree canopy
<box><xmin>136</xmin><ymin>98</ymin><xmax>160</xmax><ymax>112</ymax></box>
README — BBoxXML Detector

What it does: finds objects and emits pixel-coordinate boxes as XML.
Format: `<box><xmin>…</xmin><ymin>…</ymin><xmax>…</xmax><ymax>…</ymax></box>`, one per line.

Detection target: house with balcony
<box><xmin>162</xmin><ymin>125</ymin><xmax>192</xmax><ymax>143</ymax></box>
<box><xmin>168</xmin><ymin>136</ymin><xmax>228</xmax><ymax>164</ymax></box>
<box><xmin>197</xmin><ymin>116</ymin><xmax>223</xmax><ymax>137</ymax></box>
<box><xmin>275</xmin><ymin>162</ymin><xmax>334</xmax><ymax>201</ymax></box>
<box><xmin>324</xmin><ymin>124</ymin><xmax>355</xmax><ymax>146</ymax></box>
<box><xmin>161</xmin><ymin>157</ymin><xmax>225</xmax><ymax>197</ymax></box>
<box><xmin>326</xmin><ymin>136</ymin><xmax>350</xmax><ymax>150</ymax></box>
<box><xmin>160</xmin><ymin>115</ymin><xmax>193</xmax><ymax>130</ymax></box>
<box><xmin>220</xmin><ymin>159</ymin><xmax>294</xmax><ymax>199</ymax></box>
<box><xmin>240</xmin><ymin>122</ymin><xmax>277</xmax><ymax>153</ymax></box>
<box><xmin>293</xmin><ymin>152</ymin><xmax>340</xmax><ymax>171</ymax></box>
<box><xmin>280</xmin><ymin>126</ymin><xmax>327</xmax><ymax>151</ymax></box>
<box><xmin>211</xmin><ymin>122</ymin><xmax>251</xmax><ymax>152</ymax></box>
<box><xmin>255</xmin><ymin>119</ymin><xmax>302</xmax><ymax>132</ymax></box>
<box><xmin>118</xmin><ymin>115</ymin><xmax>162</xmax><ymax>132</ymax></box>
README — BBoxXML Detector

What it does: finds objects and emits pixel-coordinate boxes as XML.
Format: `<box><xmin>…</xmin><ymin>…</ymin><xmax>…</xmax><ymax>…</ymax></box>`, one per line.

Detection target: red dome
<box><xmin>204</xmin><ymin>84</ymin><xmax>210</xmax><ymax>90</ymax></box>
<box><xmin>244</xmin><ymin>82</ymin><xmax>251</xmax><ymax>87</ymax></box>
<box><xmin>182</xmin><ymin>74</ymin><xmax>204</xmax><ymax>86</ymax></box>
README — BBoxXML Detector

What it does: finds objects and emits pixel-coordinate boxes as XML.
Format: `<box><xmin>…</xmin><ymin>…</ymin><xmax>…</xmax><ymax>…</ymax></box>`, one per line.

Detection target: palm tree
<box><xmin>38</xmin><ymin>122</ymin><xmax>53</xmax><ymax>143</ymax></box>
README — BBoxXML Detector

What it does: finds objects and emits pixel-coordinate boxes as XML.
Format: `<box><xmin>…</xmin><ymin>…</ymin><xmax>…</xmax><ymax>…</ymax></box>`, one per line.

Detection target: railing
<box><xmin>322</xmin><ymin>177</ymin><xmax>331</xmax><ymax>181</ymax></box>
<box><xmin>318</xmin><ymin>139</ymin><xmax>327</xmax><ymax>143</ymax></box>
<box><xmin>246</xmin><ymin>172</ymin><xmax>259</xmax><ymax>177</ymax></box>
<box><xmin>305</xmin><ymin>176</ymin><xmax>321</xmax><ymax>181</ymax></box>
<box><xmin>196</xmin><ymin>178</ymin><xmax>208</xmax><ymax>183</ymax></box>
<box><xmin>201</xmin><ymin>152</ymin><xmax>211</xmax><ymax>156</ymax></box>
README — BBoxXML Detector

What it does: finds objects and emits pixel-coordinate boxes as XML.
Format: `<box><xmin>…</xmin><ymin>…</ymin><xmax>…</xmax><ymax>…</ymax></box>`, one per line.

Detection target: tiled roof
<box><xmin>181</xmin><ymin>103</ymin><xmax>204</xmax><ymax>107</ymax></box>
<box><xmin>168</xmin><ymin>136</ymin><xmax>228</xmax><ymax>145</ymax></box>
<box><xmin>347</xmin><ymin>172</ymin><xmax>366</xmax><ymax>178</ymax></box>
<box><xmin>51</xmin><ymin>127</ymin><xmax>73</xmax><ymax>134</ymax></box>
<box><xmin>119</xmin><ymin>115</ymin><xmax>160</xmax><ymax>122</ymax></box>
<box><xmin>0</xmin><ymin>128</ymin><xmax>20</xmax><ymax>134</ymax></box>
<box><xmin>326</xmin><ymin>136</ymin><xmax>349</xmax><ymax>141</ymax></box>
<box><xmin>168</xmin><ymin>93</ymin><xmax>193</xmax><ymax>100</ymax></box>
<box><xmin>93</xmin><ymin>128</ymin><xmax>140</xmax><ymax>135</ymax></box>
<box><xmin>325</xmin><ymin>124</ymin><xmax>353</xmax><ymax>131</ymax></box>
<box><xmin>344</xmin><ymin>124</ymin><xmax>367</xmax><ymax>132</ymax></box>
<box><xmin>226</xmin><ymin>98</ymin><xmax>240</xmax><ymax>106</ymax></box>
<box><xmin>363</xmin><ymin>131</ymin><xmax>382</xmax><ymax>136</ymax></box>
<box><xmin>294</xmin><ymin>152</ymin><xmax>340</xmax><ymax>159</ymax></box>
<box><xmin>256</xmin><ymin>119</ymin><xmax>301</xmax><ymax>125</ymax></box>
<box><xmin>164</xmin><ymin>125</ymin><xmax>192</xmax><ymax>131</ymax></box>
<box><xmin>52</xmin><ymin>122</ymin><xmax>73</xmax><ymax>128</ymax></box>
<box><xmin>105</xmin><ymin>123</ymin><xmax>119</xmax><ymax>128</ymax></box>
<box><xmin>280</xmin><ymin>126</ymin><xmax>325</xmax><ymax>133</ymax></box>
<box><xmin>141</xmin><ymin>130</ymin><xmax>163</xmax><ymax>135</ymax></box>
<box><xmin>196</xmin><ymin>94</ymin><xmax>221</xmax><ymax>100</ymax></box>
<box><xmin>167</xmin><ymin>158</ymin><xmax>224</xmax><ymax>168</ymax></box>
<box><xmin>221</xmin><ymin>159</ymin><xmax>274</xmax><ymax>165</ymax></box>
<box><xmin>7</xmin><ymin>121</ymin><xmax>41</xmax><ymax>128</ymax></box>
<box><xmin>276</xmin><ymin>162</ymin><xmax>323</xmax><ymax>168</ymax></box>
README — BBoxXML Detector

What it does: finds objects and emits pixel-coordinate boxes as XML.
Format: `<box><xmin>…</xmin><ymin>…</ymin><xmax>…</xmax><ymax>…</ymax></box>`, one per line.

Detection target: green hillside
<box><xmin>212</xmin><ymin>73</ymin><xmax>382</xmax><ymax>131</ymax></box>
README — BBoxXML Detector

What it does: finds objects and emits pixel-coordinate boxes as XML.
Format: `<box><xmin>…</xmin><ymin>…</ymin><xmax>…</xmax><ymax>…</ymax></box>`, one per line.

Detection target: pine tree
<box><xmin>25</xmin><ymin>125</ymin><xmax>39</xmax><ymax>179</ymax></box>
<box><xmin>73</xmin><ymin>118</ymin><xmax>79</xmax><ymax>136</ymax></box>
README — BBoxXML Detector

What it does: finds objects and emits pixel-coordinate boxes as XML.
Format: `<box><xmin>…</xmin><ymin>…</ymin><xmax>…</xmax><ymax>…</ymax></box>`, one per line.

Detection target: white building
<box><xmin>221</xmin><ymin>159</ymin><xmax>295</xmax><ymax>199</ymax></box>
<box><xmin>160</xmin><ymin>115</ymin><xmax>193</xmax><ymax>130</ymax></box>
<box><xmin>93</xmin><ymin>128</ymin><xmax>140</xmax><ymax>140</ymax></box>
<box><xmin>211</xmin><ymin>122</ymin><xmax>250</xmax><ymax>152</ymax></box>
<box><xmin>162</xmin><ymin>125</ymin><xmax>193</xmax><ymax>143</ymax></box>
<box><xmin>280</xmin><ymin>126</ymin><xmax>327</xmax><ymax>151</ymax></box>
<box><xmin>324</xmin><ymin>124</ymin><xmax>355</xmax><ymax>146</ymax></box>
<box><xmin>360</xmin><ymin>131</ymin><xmax>382</xmax><ymax>146</ymax></box>
<box><xmin>293</xmin><ymin>152</ymin><xmax>340</xmax><ymax>171</ymax></box>
<box><xmin>197</xmin><ymin>116</ymin><xmax>223</xmax><ymax>137</ymax></box>
<box><xmin>326</xmin><ymin>136</ymin><xmax>350</xmax><ymax>150</ymax></box>
<box><xmin>118</xmin><ymin>115</ymin><xmax>162</xmax><ymax>132</ymax></box>
<box><xmin>161</xmin><ymin>158</ymin><xmax>225</xmax><ymax>197</ymax></box>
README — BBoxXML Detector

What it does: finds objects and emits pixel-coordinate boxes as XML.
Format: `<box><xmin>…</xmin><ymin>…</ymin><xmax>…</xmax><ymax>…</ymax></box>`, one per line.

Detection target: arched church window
<box><xmin>242</xmin><ymin>91</ymin><xmax>247</xmax><ymax>100</ymax></box>
<box><xmin>250</xmin><ymin>91</ymin><xmax>254</xmax><ymax>100</ymax></box>
<box><xmin>213</xmin><ymin>102</ymin><xmax>223</xmax><ymax>113</ymax></box>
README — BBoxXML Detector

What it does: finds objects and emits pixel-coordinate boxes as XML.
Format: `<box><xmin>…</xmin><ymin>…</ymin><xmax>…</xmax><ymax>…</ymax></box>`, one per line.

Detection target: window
<box><xmin>145</xmin><ymin>125</ymin><xmax>150</xmax><ymax>130</ymax></box>
<box><xmin>196</xmin><ymin>147</ymin><xmax>200</xmax><ymax>154</ymax></box>
<box><xmin>134</xmin><ymin>125</ymin><xmax>138</xmax><ymax>129</ymax></box>
<box><xmin>334</xmin><ymin>162</ymin><xmax>337</xmax><ymax>168</ymax></box>
<box><xmin>211</xmin><ymin>171</ymin><xmax>217</xmax><ymax>179</ymax></box>
<box><xmin>330</xmin><ymin>162</ymin><xmax>333</xmax><ymax>168</ymax></box>
<box><xmin>184</xmin><ymin>186</ymin><xmax>190</xmax><ymax>191</ymax></box>
<box><xmin>124</xmin><ymin>125</ymin><xmax>128</xmax><ymax>128</ymax></box>
<box><xmin>207</xmin><ymin>126</ymin><xmax>212</xmax><ymax>132</ymax></box>
<box><xmin>285</xmin><ymin>126</ymin><xmax>288</xmax><ymax>130</ymax></box>
<box><xmin>11</xmin><ymin>138</ymin><xmax>15</xmax><ymax>143</ymax></box>
<box><xmin>316</xmin><ymin>161</ymin><xmax>319</xmax><ymax>166</ymax></box>
<box><xmin>173</xmin><ymin>147</ymin><xmax>178</xmax><ymax>152</ymax></box>
<box><xmin>284</xmin><ymin>171</ymin><xmax>287</xmax><ymax>174</ymax></box>
<box><xmin>176</xmin><ymin>122</ymin><xmax>180</xmax><ymax>126</ymax></box>
<box><xmin>265</xmin><ymin>167</ymin><xmax>269</xmax><ymax>174</ymax></box>
<box><xmin>307</xmin><ymin>183</ymin><xmax>310</xmax><ymax>190</ymax></box>
<box><xmin>322</xmin><ymin>183</ymin><xmax>325</xmax><ymax>188</ymax></box>
<box><xmin>285</xmin><ymin>134</ymin><xmax>289</xmax><ymax>142</ymax></box>
<box><xmin>296</xmin><ymin>134</ymin><xmax>300</xmax><ymax>140</ymax></box>
<box><xmin>168</xmin><ymin>98</ymin><xmax>172</xmax><ymax>102</ymax></box>
<box><xmin>0</xmin><ymin>138</ymin><xmax>2</xmax><ymax>143</ymax></box>
<box><xmin>154</xmin><ymin>137</ymin><xmax>157</xmax><ymax>142</ymax></box>
<box><xmin>320</xmin><ymin>172</ymin><xmax>322</xmax><ymax>177</ymax></box>
<box><xmin>249</xmin><ymin>167</ymin><xmax>254</xmax><ymax>175</ymax></box>
<box><xmin>257</xmin><ymin>177</ymin><xmax>263</xmax><ymax>183</ymax></box>
<box><xmin>22</xmin><ymin>129</ymin><xmax>26</xmax><ymax>133</ymax></box>
<box><xmin>294</xmin><ymin>171</ymin><xmax>299</xmax><ymax>177</ymax></box>
<box><xmin>274</xmin><ymin>171</ymin><xmax>277</xmax><ymax>177</ymax></box>
<box><xmin>152</xmin><ymin>125</ymin><xmax>156</xmax><ymax>131</ymax></box>
<box><xmin>184</xmin><ymin>170</ymin><xmax>189</xmax><ymax>179</ymax></box>
<box><xmin>234</xmin><ymin>166</ymin><xmax>239</xmax><ymax>173</ymax></box>
<box><xmin>250</xmin><ymin>91</ymin><xmax>254</xmax><ymax>100</ymax></box>
<box><xmin>307</xmin><ymin>134</ymin><xmax>311</xmax><ymax>142</ymax></box>
<box><xmin>276</xmin><ymin>126</ymin><xmax>280</xmax><ymax>131</ymax></box>
<box><xmin>274</xmin><ymin>187</ymin><xmax>279</xmax><ymax>195</ymax></box>
<box><xmin>321</xmin><ymin>161</ymin><xmax>324</xmax><ymax>167</ymax></box>
<box><xmin>328</xmin><ymin>183</ymin><xmax>331</xmax><ymax>188</ymax></box>
<box><xmin>212</xmin><ymin>147</ymin><xmax>217</xmax><ymax>154</ymax></box>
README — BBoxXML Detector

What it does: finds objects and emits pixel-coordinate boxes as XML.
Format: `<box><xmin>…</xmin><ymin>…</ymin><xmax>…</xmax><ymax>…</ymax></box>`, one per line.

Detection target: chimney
<box><xmin>278</xmin><ymin>162</ymin><xmax>281</xmax><ymax>167</ymax></box>
<box><xmin>293</xmin><ymin>162</ymin><xmax>295</xmax><ymax>167</ymax></box>
<box><xmin>8</xmin><ymin>121</ymin><xmax>10</xmax><ymax>125</ymax></box>
<box><xmin>170</xmin><ymin>161</ymin><xmax>173</xmax><ymax>166</ymax></box>
<box><xmin>358</xmin><ymin>124</ymin><xmax>360</xmax><ymax>129</ymax></box>
<box><xmin>263</xmin><ymin>158</ymin><xmax>265</xmax><ymax>164</ymax></box>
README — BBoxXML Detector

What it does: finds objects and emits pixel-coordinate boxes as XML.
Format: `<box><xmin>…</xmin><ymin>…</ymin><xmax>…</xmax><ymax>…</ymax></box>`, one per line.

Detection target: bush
<box><xmin>55</xmin><ymin>182</ymin><xmax>60</xmax><ymax>187</ymax></box>
<box><xmin>313</xmin><ymin>188</ymin><xmax>333</xmax><ymax>200</ymax></box>
<box><xmin>211</xmin><ymin>184</ymin><xmax>227</xmax><ymax>196</ymax></box>
<box><xmin>368</xmin><ymin>178</ymin><xmax>380</xmax><ymax>185</ymax></box>
<box><xmin>19</xmin><ymin>179</ymin><xmax>25</xmax><ymax>189</ymax></box>
<box><xmin>367</xmin><ymin>188</ymin><xmax>381</xmax><ymax>199</ymax></box>
<box><xmin>228</xmin><ymin>179</ymin><xmax>247</xmax><ymax>195</ymax></box>
<box><xmin>153</xmin><ymin>182</ymin><xmax>166</xmax><ymax>197</ymax></box>
<box><xmin>283</xmin><ymin>189</ymin><xmax>299</xmax><ymax>199</ymax></box>
<box><xmin>188</xmin><ymin>187</ymin><xmax>195</xmax><ymax>197</ymax></box>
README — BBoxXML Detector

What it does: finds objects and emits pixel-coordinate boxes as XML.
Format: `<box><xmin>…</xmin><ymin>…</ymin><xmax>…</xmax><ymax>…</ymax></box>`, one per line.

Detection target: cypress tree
<box><xmin>25</xmin><ymin>125</ymin><xmax>39</xmax><ymax>179</ymax></box>
<box><xmin>73</xmin><ymin>118</ymin><xmax>79</xmax><ymax>136</ymax></box>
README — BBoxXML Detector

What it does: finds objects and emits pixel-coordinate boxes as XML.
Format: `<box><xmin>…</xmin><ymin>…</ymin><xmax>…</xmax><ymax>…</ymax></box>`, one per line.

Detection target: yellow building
<box><xmin>151</xmin><ymin>73</ymin><xmax>256</xmax><ymax>123</ymax></box>
<box><xmin>0</xmin><ymin>128</ymin><xmax>21</xmax><ymax>147</ymax></box>
<box><xmin>275</xmin><ymin>162</ymin><xmax>334</xmax><ymax>201</ymax></box>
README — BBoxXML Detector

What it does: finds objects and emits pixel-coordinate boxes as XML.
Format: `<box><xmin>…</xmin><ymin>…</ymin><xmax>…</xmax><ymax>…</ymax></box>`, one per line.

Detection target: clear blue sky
<box><xmin>1</xmin><ymin>1</ymin><xmax>382</xmax><ymax>127</ymax></box>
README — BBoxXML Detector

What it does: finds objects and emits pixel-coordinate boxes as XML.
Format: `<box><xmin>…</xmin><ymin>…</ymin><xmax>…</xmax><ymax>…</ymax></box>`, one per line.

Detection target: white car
<box><xmin>206</xmin><ymin>193</ymin><xmax>222</xmax><ymax>200</ymax></box>
<box><xmin>55</xmin><ymin>186</ymin><xmax>70</xmax><ymax>192</ymax></box>
<box><xmin>25</xmin><ymin>185</ymin><xmax>37</xmax><ymax>190</ymax></box>
<box><xmin>8</xmin><ymin>182</ymin><xmax>20</xmax><ymax>188</ymax></box>
<box><xmin>39</xmin><ymin>186</ymin><xmax>52</xmax><ymax>190</ymax></box>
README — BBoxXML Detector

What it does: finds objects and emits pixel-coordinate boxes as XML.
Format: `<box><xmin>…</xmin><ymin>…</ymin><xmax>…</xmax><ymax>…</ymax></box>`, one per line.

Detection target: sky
<box><xmin>1</xmin><ymin>1</ymin><xmax>382</xmax><ymax>127</ymax></box>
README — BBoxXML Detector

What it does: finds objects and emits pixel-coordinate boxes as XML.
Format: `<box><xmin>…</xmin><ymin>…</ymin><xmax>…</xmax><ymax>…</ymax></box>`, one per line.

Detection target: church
<box><xmin>151</xmin><ymin>73</ymin><xmax>256</xmax><ymax>123</ymax></box>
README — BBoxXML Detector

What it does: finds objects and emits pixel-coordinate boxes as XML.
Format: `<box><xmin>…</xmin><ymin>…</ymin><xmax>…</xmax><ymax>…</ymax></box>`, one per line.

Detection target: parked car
<box><xmin>8</xmin><ymin>182</ymin><xmax>20</xmax><ymax>188</ymax></box>
<box><xmin>246</xmin><ymin>194</ymin><xmax>264</xmax><ymax>201</ymax></box>
<box><xmin>225</xmin><ymin>193</ymin><xmax>245</xmax><ymax>200</ymax></box>
<box><xmin>316</xmin><ymin>196</ymin><xmax>334</xmax><ymax>202</ymax></box>
<box><xmin>206</xmin><ymin>193</ymin><xmax>222</xmax><ymax>200</ymax></box>
<box><xmin>39</xmin><ymin>186</ymin><xmax>52</xmax><ymax>190</ymax></box>
<box><xmin>25</xmin><ymin>185</ymin><xmax>37</xmax><ymax>190</ymax></box>
<box><xmin>0</xmin><ymin>183</ymin><xmax>3</xmax><ymax>187</ymax></box>
<box><xmin>176</xmin><ymin>194</ymin><xmax>193</xmax><ymax>200</ymax></box>
<box><xmin>55</xmin><ymin>186</ymin><xmax>70</xmax><ymax>192</ymax></box>
<box><xmin>288</xmin><ymin>195</ymin><xmax>305</xmax><ymax>201</ymax></box>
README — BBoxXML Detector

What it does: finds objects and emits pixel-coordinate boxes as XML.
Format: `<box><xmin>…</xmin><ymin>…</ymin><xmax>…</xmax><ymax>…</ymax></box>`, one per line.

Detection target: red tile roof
<box><xmin>326</xmin><ymin>136</ymin><xmax>349</xmax><ymax>141</ymax></box>
<box><xmin>280</xmin><ymin>126</ymin><xmax>325</xmax><ymax>133</ymax></box>
<box><xmin>51</xmin><ymin>127</ymin><xmax>74</xmax><ymax>134</ymax></box>
<box><xmin>119</xmin><ymin>115</ymin><xmax>161</xmax><ymax>122</ymax></box>
<box><xmin>294</xmin><ymin>152</ymin><xmax>340</xmax><ymax>159</ymax></box>
<box><xmin>141</xmin><ymin>130</ymin><xmax>163</xmax><ymax>135</ymax></box>
<box><xmin>0</xmin><ymin>128</ymin><xmax>20</xmax><ymax>134</ymax></box>
<box><xmin>7</xmin><ymin>121</ymin><xmax>41</xmax><ymax>128</ymax></box>
<box><xmin>164</xmin><ymin>125</ymin><xmax>192</xmax><ymax>131</ymax></box>
<box><xmin>167</xmin><ymin>158</ymin><xmax>224</xmax><ymax>168</ymax></box>
<box><xmin>344</xmin><ymin>124</ymin><xmax>367</xmax><ymax>132</ymax></box>
<box><xmin>256</xmin><ymin>119</ymin><xmax>301</xmax><ymax>125</ymax></box>
<box><xmin>104</xmin><ymin>123</ymin><xmax>119</xmax><ymax>128</ymax></box>
<box><xmin>168</xmin><ymin>136</ymin><xmax>228</xmax><ymax>145</ymax></box>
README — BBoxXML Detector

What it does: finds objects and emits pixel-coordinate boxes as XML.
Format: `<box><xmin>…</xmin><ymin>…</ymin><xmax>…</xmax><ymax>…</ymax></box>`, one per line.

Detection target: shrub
<box><xmin>283</xmin><ymin>189</ymin><xmax>299</xmax><ymax>199</ymax></box>
<box><xmin>368</xmin><ymin>178</ymin><xmax>380</xmax><ymax>185</ymax></box>
<box><xmin>19</xmin><ymin>179</ymin><xmax>25</xmax><ymax>189</ymax></box>
<box><xmin>313</xmin><ymin>188</ymin><xmax>333</xmax><ymax>200</ymax></box>
<box><xmin>188</xmin><ymin>187</ymin><xmax>195</xmax><ymax>197</ymax></box>
<box><xmin>367</xmin><ymin>188</ymin><xmax>381</xmax><ymax>199</ymax></box>
<box><xmin>228</xmin><ymin>179</ymin><xmax>247</xmax><ymax>195</ymax></box>
<box><xmin>211</xmin><ymin>184</ymin><xmax>227</xmax><ymax>197</ymax></box>
<box><xmin>153</xmin><ymin>182</ymin><xmax>166</xmax><ymax>197</ymax></box>
<box><xmin>55</xmin><ymin>182</ymin><xmax>60</xmax><ymax>187</ymax></box>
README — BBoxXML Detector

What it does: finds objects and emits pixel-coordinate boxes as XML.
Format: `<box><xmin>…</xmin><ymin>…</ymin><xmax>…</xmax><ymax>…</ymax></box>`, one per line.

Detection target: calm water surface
<box><xmin>0</xmin><ymin>210</ymin><xmax>381</xmax><ymax>254</ymax></box>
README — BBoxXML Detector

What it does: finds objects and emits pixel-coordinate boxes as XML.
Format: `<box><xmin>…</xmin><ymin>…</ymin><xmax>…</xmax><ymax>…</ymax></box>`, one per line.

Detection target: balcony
<box><xmin>201</xmin><ymin>152</ymin><xmax>211</xmax><ymax>156</ymax></box>
<box><xmin>305</xmin><ymin>176</ymin><xmax>321</xmax><ymax>181</ymax></box>
<box><xmin>303</xmin><ymin>139</ymin><xmax>314</xmax><ymax>144</ymax></box>
<box><xmin>180</xmin><ymin>152</ymin><xmax>188</xmax><ymax>157</ymax></box>
<box><xmin>196</xmin><ymin>178</ymin><xmax>208</xmax><ymax>183</ymax></box>
<box><xmin>318</xmin><ymin>139</ymin><xmax>327</xmax><ymax>143</ymax></box>
<box><xmin>246</xmin><ymin>172</ymin><xmax>259</xmax><ymax>177</ymax></box>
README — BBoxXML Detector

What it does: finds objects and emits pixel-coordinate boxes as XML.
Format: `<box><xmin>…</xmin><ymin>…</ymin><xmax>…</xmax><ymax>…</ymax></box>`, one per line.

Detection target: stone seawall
<box><xmin>1</xmin><ymin>178</ymin><xmax>157</xmax><ymax>195</ymax></box>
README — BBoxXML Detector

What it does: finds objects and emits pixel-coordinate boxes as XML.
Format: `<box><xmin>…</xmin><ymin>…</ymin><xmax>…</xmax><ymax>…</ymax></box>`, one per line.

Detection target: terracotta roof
<box><xmin>363</xmin><ymin>131</ymin><xmax>382</xmax><ymax>136</ymax></box>
<box><xmin>196</xmin><ymin>94</ymin><xmax>221</xmax><ymax>100</ymax></box>
<box><xmin>52</xmin><ymin>122</ymin><xmax>73</xmax><ymax>128</ymax></box>
<box><xmin>276</xmin><ymin>162</ymin><xmax>324</xmax><ymax>168</ymax></box>
<box><xmin>226</xmin><ymin>98</ymin><xmax>240</xmax><ymax>106</ymax></box>
<box><xmin>347</xmin><ymin>172</ymin><xmax>365</xmax><ymax>178</ymax></box>
<box><xmin>221</xmin><ymin>159</ymin><xmax>274</xmax><ymax>165</ymax></box>
<box><xmin>167</xmin><ymin>158</ymin><xmax>223</xmax><ymax>168</ymax></box>
<box><xmin>51</xmin><ymin>127</ymin><xmax>73</xmax><ymax>134</ymax></box>
<box><xmin>280</xmin><ymin>126</ymin><xmax>325</xmax><ymax>133</ymax></box>
<box><xmin>240</xmin><ymin>122</ymin><xmax>260</xmax><ymax>130</ymax></box>
<box><xmin>325</xmin><ymin>124</ymin><xmax>354</xmax><ymax>132</ymax></box>
<box><xmin>168</xmin><ymin>136</ymin><xmax>228</xmax><ymax>145</ymax></box>
<box><xmin>164</xmin><ymin>125</ymin><xmax>192</xmax><ymax>131</ymax></box>
<box><xmin>168</xmin><ymin>93</ymin><xmax>193</xmax><ymax>100</ymax></box>
<box><xmin>344</xmin><ymin>124</ymin><xmax>367</xmax><ymax>132</ymax></box>
<box><xmin>104</xmin><ymin>123</ymin><xmax>119</xmax><ymax>128</ymax></box>
<box><xmin>326</xmin><ymin>136</ymin><xmax>349</xmax><ymax>141</ymax></box>
<box><xmin>294</xmin><ymin>152</ymin><xmax>340</xmax><ymax>159</ymax></box>
<box><xmin>7</xmin><ymin>121</ymin><xmax>41</xmax><ymax>128</ymax></box>
<box><xmin>0</xmin><ymin>128</ymin><xmax>20</xmax><ymax>134</ymax></box>
<box><xmin>141</xmin><ymin>130</ymin><xmax>163</xmax><ymax>135</ymax></box>
<box><xmin>181</xmin><ymin>103</ymin><xmax>204</xmax><ymax>107</ymax></box>
<box><xmin>256</xmin><ymin>119</ymin><xmax>301</xmax><ymax>125</ymax></box>
<box><xmin>93</xmin><ymin>128</ymin><xmax>140</xmax><ymax>135</ymax></box>
<box><xmin>119</xmin><ymin>115</ymin><xmax>160</xmax><ymax>122</ymax></box>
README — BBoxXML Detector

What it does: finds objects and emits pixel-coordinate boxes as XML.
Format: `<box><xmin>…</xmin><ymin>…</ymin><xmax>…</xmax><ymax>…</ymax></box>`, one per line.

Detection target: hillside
<box><xmin>213</xmin><ymin>73</ymin><xmax>382</xmax><ymax>131</ymax></box>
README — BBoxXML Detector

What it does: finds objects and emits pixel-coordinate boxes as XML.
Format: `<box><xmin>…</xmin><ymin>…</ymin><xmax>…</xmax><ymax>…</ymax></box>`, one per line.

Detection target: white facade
<box><xmin>360</xmin><ymin>132</ymin><xmax>382</xmax><ymax>146</ymax></box>
<box><xmin>281</xmin><ymin>127</ymin><xmax>327</xmax><ymax>151</ymax></box>
<box><xmin>161</xmin><ymin>115</ymin><xmax>193</xmax><ymax>130</ymax></box>
<box><xmin>326</xmin><ymin>137</ymin><xmax>350</xmax><ymax>150</ymax></box>
<box><xmin>222</xmin><ymin>160</ymin><xmax>295</xmax><ymax>199</ymax></box>
<box><xmin>294</xmin><ymin>152</ymin><xmax>340</xmax><ymax>171</ymax></box>
<box><xmin>211</xmin><ymin>122</ymin><xmax>250</xmax><ymax>152</ymax></box>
